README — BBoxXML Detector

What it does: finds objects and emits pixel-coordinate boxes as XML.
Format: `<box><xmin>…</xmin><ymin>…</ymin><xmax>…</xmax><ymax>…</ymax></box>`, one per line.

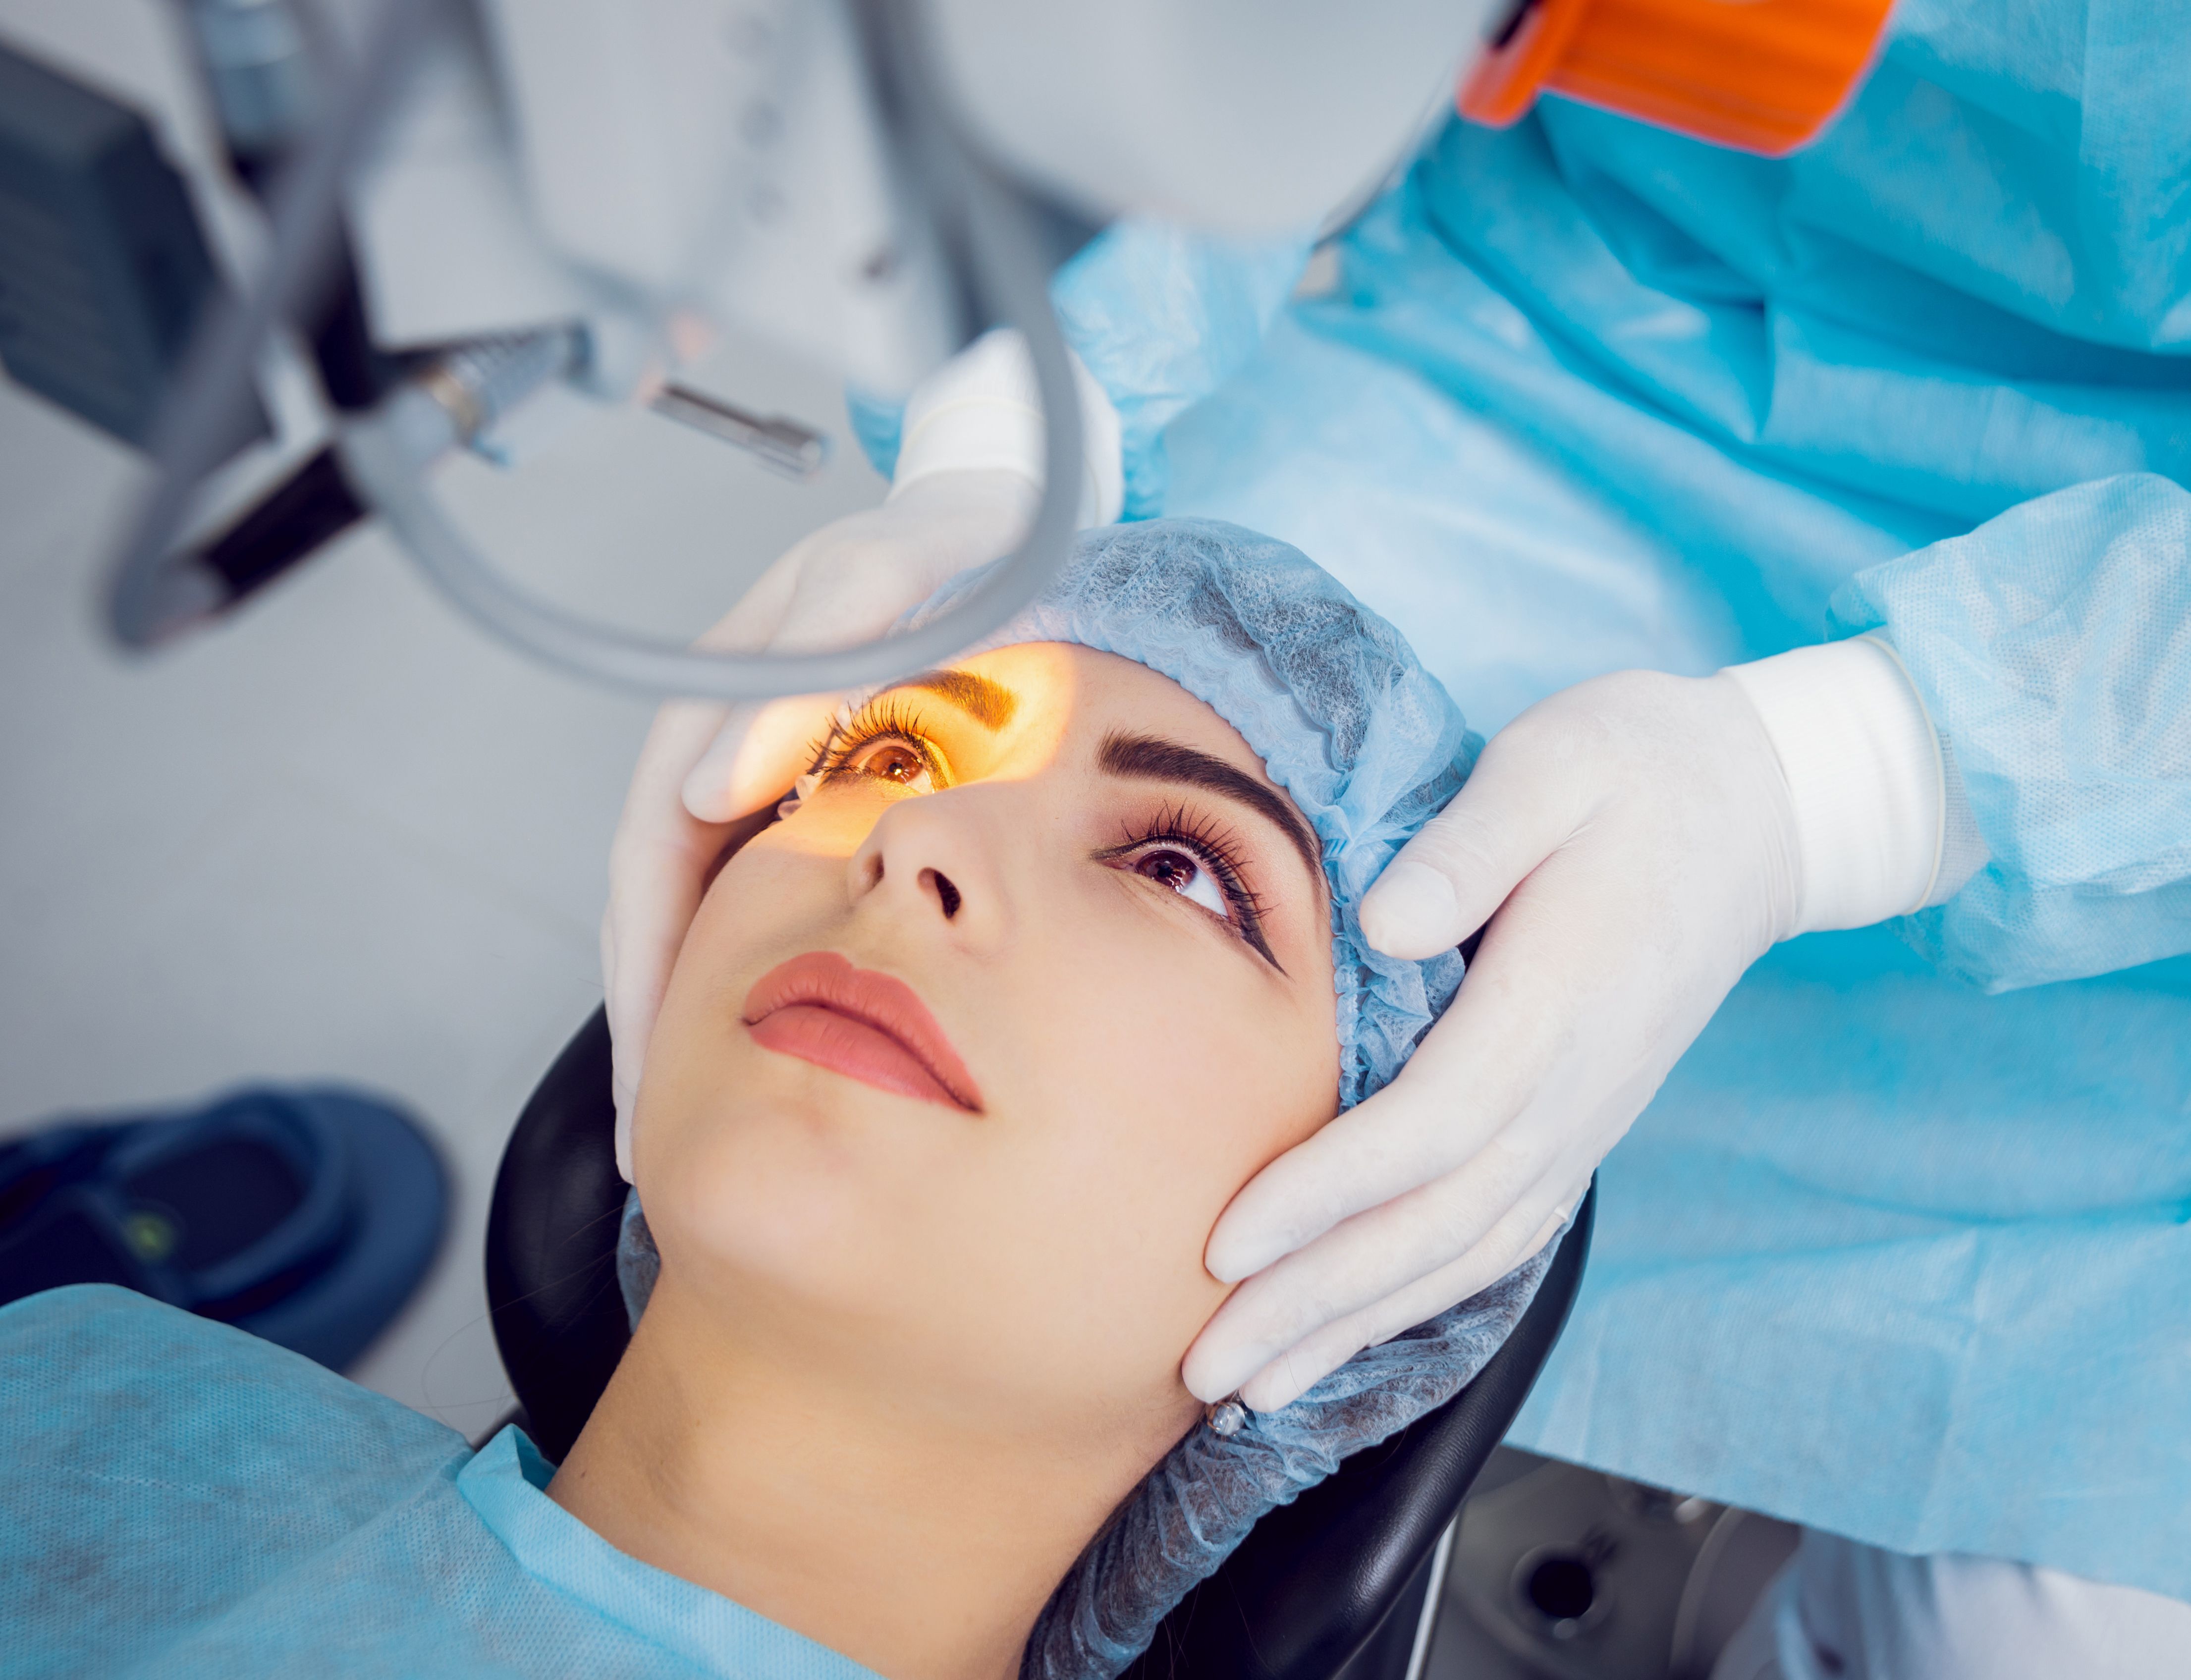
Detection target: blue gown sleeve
<box><xmin>1829</xmin><ymin>473</ymin><xmax>2191</xmax><ymax>992</ymax></box>
<box><xmin>848</xmin><ymin>221</ymin><xmax>1311</xmax><ymax>518</ymax></box>
<box><xmin>1048</xmin><ymin>221</ymin><xmax>1312</xmax><ymax>518</ymax></box>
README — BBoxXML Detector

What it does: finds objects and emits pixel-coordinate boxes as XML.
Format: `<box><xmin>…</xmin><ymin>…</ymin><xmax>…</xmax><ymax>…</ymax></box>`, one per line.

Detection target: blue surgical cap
<box><xmin>621</xmin><ymin>518</ymin><xmax>1563</xmax><ymax>1680</ymax></box>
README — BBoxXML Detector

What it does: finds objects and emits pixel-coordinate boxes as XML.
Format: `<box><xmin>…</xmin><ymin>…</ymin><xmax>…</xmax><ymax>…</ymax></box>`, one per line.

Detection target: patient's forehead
<box><xmin>944</xmin><ymin>642</ymin><xmax>1296</xmax><ymax>806</ymax></box>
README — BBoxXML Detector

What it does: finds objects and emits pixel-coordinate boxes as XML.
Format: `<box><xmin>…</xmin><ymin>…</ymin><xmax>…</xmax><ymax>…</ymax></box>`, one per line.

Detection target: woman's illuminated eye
<box><xmin>838</xmin><ymin>737</ymin><xmax>938</xmax><ymax>793</ymax></box>
<box><xmin>1133</xmin><ymin>847</ymin><xmax>1231</xmax><ymax>920</ymax></box>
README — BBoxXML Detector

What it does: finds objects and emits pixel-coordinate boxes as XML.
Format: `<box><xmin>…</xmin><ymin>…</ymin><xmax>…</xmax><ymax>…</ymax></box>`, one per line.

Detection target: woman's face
<box><xmin>635</xmin><ymin>643</ymin><xmax>1338</xmax><ymax>1447</ymax></box>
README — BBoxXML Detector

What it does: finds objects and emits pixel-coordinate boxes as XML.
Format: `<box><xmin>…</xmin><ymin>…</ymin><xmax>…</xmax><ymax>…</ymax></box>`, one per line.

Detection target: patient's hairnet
<box><xmin>622</xmin><ymin>518</ymin><xmax>1565</xmax><ymax>1680</ymax></box>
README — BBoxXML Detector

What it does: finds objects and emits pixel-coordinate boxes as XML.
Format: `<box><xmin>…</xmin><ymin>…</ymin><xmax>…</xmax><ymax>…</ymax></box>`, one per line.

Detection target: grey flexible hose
<box><xmin>338</xmin><ymin>126</ymin><xmax>1083</xmax><ymax>700</ymax></box>
<box><xmin>110</xmin><ymin>0</ymin><xmax>1084</xmax><ymax>702</ymax></box>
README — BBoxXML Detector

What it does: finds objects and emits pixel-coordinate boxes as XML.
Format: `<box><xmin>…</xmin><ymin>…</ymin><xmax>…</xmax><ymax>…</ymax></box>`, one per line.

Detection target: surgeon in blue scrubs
<box><xmin>605</xmin><ymin>3</ymin><xmax>2191</xmax><ymax>1672</ymax></box>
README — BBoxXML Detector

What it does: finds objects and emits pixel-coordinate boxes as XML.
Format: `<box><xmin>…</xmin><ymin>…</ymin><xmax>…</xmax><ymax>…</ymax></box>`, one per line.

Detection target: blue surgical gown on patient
<box><xmin>858</xmin><ymin>0</ymin><xmax>2191</xmax><ymax>1601</ymax></box>
<box><xmin>0</xmin><ymin>1286</ymin><xmax>881</xmax><ymax>1680</ymax></box>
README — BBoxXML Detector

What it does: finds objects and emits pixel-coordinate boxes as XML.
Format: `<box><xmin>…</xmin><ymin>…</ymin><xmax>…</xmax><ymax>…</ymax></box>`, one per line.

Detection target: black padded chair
<box><xmin>488</xmin><ymin>1008</ymin><xmax>1595</xmax><ymax>1680</ymax></box>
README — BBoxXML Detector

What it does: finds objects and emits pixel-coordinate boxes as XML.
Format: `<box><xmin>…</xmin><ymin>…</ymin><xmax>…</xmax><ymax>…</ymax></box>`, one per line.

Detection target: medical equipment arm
<box><xmin>106</xmin><ymin>0</ymin><xmax>1103</xmax><ymax>704</ymax></box>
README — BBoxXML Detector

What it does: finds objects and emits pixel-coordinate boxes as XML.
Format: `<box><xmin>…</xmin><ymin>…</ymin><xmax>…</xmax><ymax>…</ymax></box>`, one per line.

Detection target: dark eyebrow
<box><xmin>1097</xmin><ymin>731</ymin><xmax>1323</xmax><ymax>888</ymax></box>
<box><xmin>885</xmin><ymin>669</ymin><xmax>1018</xmax><ymax>730</ymax></box>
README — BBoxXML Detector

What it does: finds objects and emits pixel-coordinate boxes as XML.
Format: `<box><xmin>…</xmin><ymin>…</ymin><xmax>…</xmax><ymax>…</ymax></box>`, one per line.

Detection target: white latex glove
<box><xmin>1182</xmin><ymin>639</ymin><xmax>1983</xmax><ymax>1412</ymax></box>
<box><xmin>603</xmin><ymin>331</ymin><xmax>1124</xmax><ymax>1175</ymax></box>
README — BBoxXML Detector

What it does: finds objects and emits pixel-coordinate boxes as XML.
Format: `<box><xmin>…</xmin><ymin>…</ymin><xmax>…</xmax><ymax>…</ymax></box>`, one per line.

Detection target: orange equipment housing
<box><xmin>1459</xmin><ymin>0</ymin><xmax>1898</xmax><ymax>156</ymax></box>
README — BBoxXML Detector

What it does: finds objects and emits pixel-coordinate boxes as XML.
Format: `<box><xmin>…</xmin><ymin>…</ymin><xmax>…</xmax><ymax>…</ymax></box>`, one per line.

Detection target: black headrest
<box><xmin>488</xmin><ymin>1006</ymin><xmax>1592</xmax><ymax>1680</ymax></box>
<box><xmin>486</xmin><ymin>1008</ymin><xmax>630</xmax><ymax>1466</ymax></box>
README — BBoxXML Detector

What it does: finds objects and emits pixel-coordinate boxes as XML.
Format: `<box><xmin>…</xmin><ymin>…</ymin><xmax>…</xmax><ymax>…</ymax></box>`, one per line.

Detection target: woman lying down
<box><xmin>0</xmin><ymin>520</ymin><xmax>1569</xmax><ymax>1680</ymax></box>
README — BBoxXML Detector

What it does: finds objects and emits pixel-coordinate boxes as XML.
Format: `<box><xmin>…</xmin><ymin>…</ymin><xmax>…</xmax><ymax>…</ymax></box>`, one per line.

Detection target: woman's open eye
<box><xmin>811</xmin><ymin>697</ymin><xmax>950</xmax><ymax>796</ymax></box>
<box><xmin>838</xmin><ymin>737</ymin><xmax>937</xmax><ymax>793</ymax></box>
<box><xmin>1129</xmin><ymin>845</ymin><xmax>1232</xmax><ymax>920</ymax></box>
<box><xmin>1098</xmin><ymin>809</ymin><xmax>1282</xmax><ymax>968</ymax></box>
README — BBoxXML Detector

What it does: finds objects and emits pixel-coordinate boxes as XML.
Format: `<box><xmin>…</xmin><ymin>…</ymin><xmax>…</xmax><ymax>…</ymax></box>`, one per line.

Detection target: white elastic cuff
<box><xmin>1929</xmin><ymin>731</ymin><xmax>1990</xmax><ymax>908</ymax></box>
<box><xmin>888</xmin><ymin>328</ymin><xmax>1125</xmax><ymax>529</ymax></box>
<box><xmin>1723</xmin><ymin>636</ymin><xmax>1953</xmax><ymax>933</ymax></box>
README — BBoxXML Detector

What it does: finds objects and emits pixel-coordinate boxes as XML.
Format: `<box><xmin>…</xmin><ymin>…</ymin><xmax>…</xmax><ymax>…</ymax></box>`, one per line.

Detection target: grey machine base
<box><xmin>1421</xmin><ymin>1450</ymin><xmax>1799</xmax><ymax>1680</ymax></box>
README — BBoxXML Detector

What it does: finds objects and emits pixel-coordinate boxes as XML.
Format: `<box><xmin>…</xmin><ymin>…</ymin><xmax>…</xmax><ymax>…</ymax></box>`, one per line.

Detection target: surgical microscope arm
<box><xmin>72</xmin><ymin>0</ymin><xmax>1484</xmax><ymax>702</ymax></box>
<box><xmin>2</xmin><ymin>0</ymin><xmax>1891</xmax><ymax>698</ymax></box>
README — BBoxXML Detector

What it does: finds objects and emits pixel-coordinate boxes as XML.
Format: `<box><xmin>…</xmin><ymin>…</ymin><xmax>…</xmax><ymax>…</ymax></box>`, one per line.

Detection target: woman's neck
<box><xmin>548</xmin><ymin>1272</ymin><xmax>1157</xmax><ymax>1680</ymax></box>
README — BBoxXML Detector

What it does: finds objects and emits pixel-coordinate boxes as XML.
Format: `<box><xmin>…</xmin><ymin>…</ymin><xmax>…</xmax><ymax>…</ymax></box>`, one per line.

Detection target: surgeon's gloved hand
<box><xmin>602</xmin><ymin>467</ymin><xmax>1039</xmax><ymax>1168</ymax></box>
<box><xmin>1184</xmin><ymin>639</ymin><xmax>1984</xmax><ymax>1412</ymax></box>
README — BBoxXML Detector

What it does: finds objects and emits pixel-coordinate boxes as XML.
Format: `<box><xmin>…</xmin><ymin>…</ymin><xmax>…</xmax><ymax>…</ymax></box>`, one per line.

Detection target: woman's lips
<box><xmin>741</xmin><ymin>951</ymin><xmax>983</xmax><ymax>1113</ymax></box>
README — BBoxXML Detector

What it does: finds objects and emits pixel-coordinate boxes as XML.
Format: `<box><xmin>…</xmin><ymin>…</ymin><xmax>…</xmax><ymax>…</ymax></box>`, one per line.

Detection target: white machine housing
<box><xmin>343</xmin><ymin>0</ymin><xmax>1499</xmax><ymax>402</ymax></box>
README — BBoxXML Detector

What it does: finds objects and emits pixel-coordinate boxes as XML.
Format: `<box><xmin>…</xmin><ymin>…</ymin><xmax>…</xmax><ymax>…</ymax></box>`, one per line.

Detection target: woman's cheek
<box><xmin>1036</xmin><ymin>871</ymin><xmax>1324</xmax><ymax>1156</ymax></box>
<box><xmin>1146</xmin><ymin>977</ymin><xmax>1308</xmax><ymax>1159</ymax></box>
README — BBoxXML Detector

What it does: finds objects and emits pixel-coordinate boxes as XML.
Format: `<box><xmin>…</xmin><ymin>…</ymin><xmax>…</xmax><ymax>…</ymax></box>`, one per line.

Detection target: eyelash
<box><xmin>1095</xmin><ymin>804</ymin><xmax>1278</xmax><ymax>962</ymax></box>
<box><xmin>805</xmin><ymin>705</ymin><xmax>1281</xmax><ymax>965</ymax></box>
<box><xmin>809</xmin><ymin>698</ymin><xmax>950</xmax><ymax>788</ymax></box>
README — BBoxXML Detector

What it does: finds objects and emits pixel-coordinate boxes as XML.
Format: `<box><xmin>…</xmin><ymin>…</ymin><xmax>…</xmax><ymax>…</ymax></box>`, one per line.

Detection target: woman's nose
<box><xmin>846</xmin><ymin>789</ymin><xmax>1012</xmax><ymax>947</ymax></box>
